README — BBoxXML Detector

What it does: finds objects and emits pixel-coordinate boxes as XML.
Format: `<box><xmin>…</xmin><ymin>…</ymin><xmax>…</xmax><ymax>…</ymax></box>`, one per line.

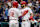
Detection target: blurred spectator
<box><xmin>5</xmin><ymin>4</ymin><xmax>8</xmax><ymax>10</ymax></box>
<box><xmin>37</xmin><ymin>0</ymin><xmax>40</xmax><ymax>3</ymax></box>
<box><xmin>11</xmin><ymin>0</ymin><xmax>14</xmax><ymax>3</ymax></box>
<box><xmin>35</xmin><ymin>4</ymin><xmax>39</xmax><ymax>10</ymax></box>
<box><xmin>36</xmin><ymin>8</ymin><xmax>40</xmax><ymax>13</ymax></box>
<box><xmin>6</xmin><ymin>1</ymin><xmax>12</xmax><ymax>7</ymax></box>
<box><xmin>36</xmin><ymin>0</ymin><xmax>39</xmax><ymax>4</ymax></box>
<box><xmin>3</xmin><ymin>3</ymin><xmax>6</xmax><ymax>10</ymax></box>
<box><xmin>32</xmin><ymin>0</ymin><xmax>36</xmax><ymax>5</ymax></box>
<box><xmin>27</xmin><ymin>1</ymin><xmax>33</xmax><ymax>7</ymax></box>
<box><xmin>23</xmin><ymin>0</ymin><xmax>28</xmax><ymax>3</ymax></box>
<box><xmin>2</xmin><ymin>11</ymin><xmax>5</xmax><ymax>18</ymax></box>
<box><xmin>0</xmin><ymin>5</ymin><xmax>3</xmax><ymax>17</ymax></box>
<box><xmin>34</xmin><ymin>13</ymin><xmax>39</xmax><ymax>20</ymax></box>
<box><xmin>35</xmin><ymin>3</ymin><xmax>40</xmax><ymax>13</ymax></box>
<box><xmin>5</xmin><ymin>9</ymin><xmax>8</xmax><ymax>17</ymax></box>
<box><xmin>5</xmin><ymin>6</ymin><xmax>11</xmax><ymax>17</ymax></box>
<box><xmin>2</xmin><ymin>0</ymin><xmax>6</xmax><ymax>3</ymax></box>
<box><xmin>37</xmin><ymin>13</ymin><xmax>40</xmax><ymax>22</ymax></box>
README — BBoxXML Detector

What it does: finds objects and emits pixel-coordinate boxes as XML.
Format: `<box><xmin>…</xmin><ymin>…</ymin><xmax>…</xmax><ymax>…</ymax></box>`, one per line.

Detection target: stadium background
<box><xmin>0</xmin><ymin>0</ymin><xmax>40</xmax><ymax>27</ymax></box>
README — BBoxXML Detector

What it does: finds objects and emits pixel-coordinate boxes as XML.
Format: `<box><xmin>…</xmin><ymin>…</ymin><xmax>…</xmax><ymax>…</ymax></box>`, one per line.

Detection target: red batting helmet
<box><xmin>12</xmin><ymin>1</ymin><xmax>18</xmax><ymax>6</ymax></box>
<box><xmin>21</xmin><ymin>1</ymin><xmax>27</xmax><ymax>4</ymax></box>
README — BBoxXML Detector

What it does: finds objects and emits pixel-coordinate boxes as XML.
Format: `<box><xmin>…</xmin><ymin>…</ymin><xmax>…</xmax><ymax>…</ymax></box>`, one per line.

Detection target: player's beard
<box><xmin>21</xmin><ymin>6</ymin><xmax>24</xmax><ymax>8</ymax></box>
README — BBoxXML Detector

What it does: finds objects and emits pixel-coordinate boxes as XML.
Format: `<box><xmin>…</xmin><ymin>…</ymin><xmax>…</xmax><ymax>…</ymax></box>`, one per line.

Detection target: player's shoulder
<box><xmin>9</xmin><ymin>8</ymin><xmax>18</xmax><ymax>10</ymax></box>
<box><xmin>9</xmin><ymin>8</ymin><xmax>12</xmax><ymax>10</ymax></box>
<box><xmin>9</xmin><ymin>8</ymin><xmax>20</xmax><ymax>12</ymax></box>
<box><xmin>26</xmin><ymin>7</ymin><xmax>31</xmax><ymax>9</ymax></box>
<box><xmin>8</xmin><ymin>8</ymin><xmax>15</xmax><ymax>11</ymax></box>
<box><xmin>26</xmin><ymin>7</ymin><xmax>31</xmax><ymax>10</ymax></box>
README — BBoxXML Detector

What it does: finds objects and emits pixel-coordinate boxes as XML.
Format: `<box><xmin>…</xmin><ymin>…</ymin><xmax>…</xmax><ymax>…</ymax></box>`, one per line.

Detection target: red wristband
<box><xmin>32</xmin><ymin>19</ymin><xmax>34</xmax><ymax>21</ymax></box>
<box><xmin>29</xmin><ymin>16</ymin><xmax>33</xmax><ymax>20</ymax></box>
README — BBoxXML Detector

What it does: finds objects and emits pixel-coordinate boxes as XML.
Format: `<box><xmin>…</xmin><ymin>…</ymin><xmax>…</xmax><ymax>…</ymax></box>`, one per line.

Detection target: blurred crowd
<box><xmin>0</xmin><ymin>0</ymin><xmax>40</xmax><ymax>22</ymax></box>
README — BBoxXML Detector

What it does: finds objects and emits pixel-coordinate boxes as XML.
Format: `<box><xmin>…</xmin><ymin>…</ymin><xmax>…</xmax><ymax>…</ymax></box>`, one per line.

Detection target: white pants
<box><xmin>9</xmin><ymin>20</ymin><xmax>19</xmax><ymax>27</ymax></box>
<box><xmin>21</xmin><ymin>20</ymin><xmax>31</xmax><ymax>27</ymax></box>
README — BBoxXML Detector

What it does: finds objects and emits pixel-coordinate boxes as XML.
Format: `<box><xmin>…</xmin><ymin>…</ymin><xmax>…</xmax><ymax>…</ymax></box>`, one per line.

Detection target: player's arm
<box><xmin>28</xmin><ymin>8</ymin><xmax>34</xmax><ymax>21</ymax></box>
<box><xmin>29</xmin><ymin>13</ymin><xmax>34</xmax><ymax>21</ymax></box>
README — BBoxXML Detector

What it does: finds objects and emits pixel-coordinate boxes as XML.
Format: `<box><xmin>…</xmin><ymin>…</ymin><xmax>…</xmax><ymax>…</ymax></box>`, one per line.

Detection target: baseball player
<box><xmin>8</xmin><ymin>1</ymin><xmax>19</xmax><ymax>27</ymax></box>
<box><xmin>18</xmin><ymin>1</ymin><xmax>34</xmax><ymax>27</ymax></box>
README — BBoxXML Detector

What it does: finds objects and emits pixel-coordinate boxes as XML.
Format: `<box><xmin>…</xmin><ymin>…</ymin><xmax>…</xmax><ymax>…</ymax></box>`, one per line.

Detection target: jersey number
<box><xmin>10</xmin><ymin>12</ymin><xmax>14</xmax><ymax>17</ymax></box>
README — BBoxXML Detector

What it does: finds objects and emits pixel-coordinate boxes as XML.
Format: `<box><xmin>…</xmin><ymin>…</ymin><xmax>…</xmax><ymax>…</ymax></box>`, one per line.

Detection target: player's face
<box><xmin>21</xmin><ymin>4</ymin><xmax>25</xmax><ymax>8</ymax></box>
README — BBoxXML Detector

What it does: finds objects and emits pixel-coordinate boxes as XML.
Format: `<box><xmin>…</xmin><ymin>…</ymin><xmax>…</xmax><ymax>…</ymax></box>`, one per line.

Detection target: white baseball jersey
<box><xmin>19</xmin><ymin>7</ymin><xmax>33</xmax><ymax>20</ymax></box>
<box><xmin>8</xmin><ymin>8</ymin><xmax>19</xmax><ymax>20</ymax></box>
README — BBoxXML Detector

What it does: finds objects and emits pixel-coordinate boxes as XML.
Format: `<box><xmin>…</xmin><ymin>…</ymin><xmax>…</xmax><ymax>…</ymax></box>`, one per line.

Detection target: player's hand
<box><xmin>29</xmin><ymin>18</ymin><xmax>32</xmax><ymax>20</ymax></box>
<box><xmin>29</xmin><ymin>16</ymin><xmax>33</xmax><ymax>20</ymax></box>
<box><xmin>19</xmin><ymin>16</ymin><xmax>22</xmax><ymax>18</ymax></box>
